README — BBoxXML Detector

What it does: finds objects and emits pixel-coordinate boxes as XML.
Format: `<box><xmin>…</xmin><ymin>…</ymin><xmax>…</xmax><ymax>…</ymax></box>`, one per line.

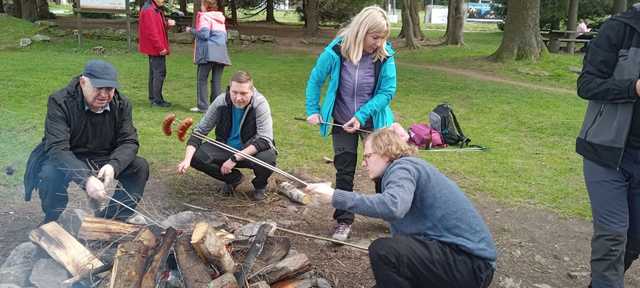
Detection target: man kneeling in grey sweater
<box><xmin>306</xmin><ymin>127</ymin><xmax>496</xmax><ymax>288</ymax></box>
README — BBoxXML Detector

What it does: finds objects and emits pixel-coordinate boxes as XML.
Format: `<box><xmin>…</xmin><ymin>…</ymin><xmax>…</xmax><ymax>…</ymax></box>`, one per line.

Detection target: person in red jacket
<box><xmin>138</xmin><ymin>0</ymin><xmax>175</xmax><ymax>107</ymax></box>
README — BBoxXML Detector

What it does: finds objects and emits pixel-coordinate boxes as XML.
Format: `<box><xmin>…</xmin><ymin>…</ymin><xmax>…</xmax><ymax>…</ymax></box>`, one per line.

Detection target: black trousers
<box><xmin>369</xmin><ymin>236</ymin><xmax>494</xmax><ymax>288</ymax></box>
<box><xmin>190</xmin><ymin>142</ymin><xmax>277</xmax><ymax>190</ymax></box>
<box><xmin>584</xmin><ymin>149</ymin><xmax>640</xmax><ymax>288</ymax></box>
<box><xmin>38</xmin><ymin>156</ymin><xmax>149</xmax><ymax>223</ymax></box>
<box><xmin>196</xmin><ymin>62</ymin><xmax>225</xmax><ymax>111</ymax></box>
<box><xmin>148</xmin><ymin>55</ymin><xmax>167</xmax><ymax>104</ymax></box>
<box><xmin>332</xmin><ymin>126</ymin><xmax>369</xmax><ymax>225</ymax></box>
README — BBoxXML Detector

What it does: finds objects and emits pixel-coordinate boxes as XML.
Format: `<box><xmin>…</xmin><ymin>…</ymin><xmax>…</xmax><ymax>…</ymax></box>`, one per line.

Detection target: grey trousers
<box><xmin>148</xmin><ymin>55</ymin><xmax>167</xmax><ymax>104</ymax></box>
<box><xmin>584</xmin><ymin>150</ymin><xmax>640</xmax><ymax>288</ymax></box>
<box><xmin>196</xmin><ymin>62</ymin><xmax>225</xmax><ymax>110</ymax></box>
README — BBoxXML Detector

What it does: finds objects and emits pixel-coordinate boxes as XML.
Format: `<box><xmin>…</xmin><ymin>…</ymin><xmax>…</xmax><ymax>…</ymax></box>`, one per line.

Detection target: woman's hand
<box><xmin>305</xmin><ymin>182</ymin><xmax>335</xmax><ymax>205</ymax></box>
<box><xmin>343</xmin><ymin>117</ymin><xmax>361</xmax><ymax>134</ymax></box>
<box><xmin>307</xmin><ymin>114</ymin><xmax>322</xmax><ymax>125</ymax></box>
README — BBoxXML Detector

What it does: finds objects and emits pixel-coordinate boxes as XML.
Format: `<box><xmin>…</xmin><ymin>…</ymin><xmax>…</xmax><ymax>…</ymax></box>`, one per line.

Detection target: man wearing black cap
<box><xmin>24</xmin><ymin>60</ymin><xmax>149</xmax><ymax>224</ymax></box>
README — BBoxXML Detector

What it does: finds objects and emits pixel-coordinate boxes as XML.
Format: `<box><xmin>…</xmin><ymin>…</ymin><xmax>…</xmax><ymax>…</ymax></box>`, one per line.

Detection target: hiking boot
<box><xmin>253</xmin><ymin>188</ymin><xmax>266</xmax><ymax>201</ymax></box>
<box><xmin>222</xmin><ymin>175</ymin><xmax>244</xmax><ymax>196</ymax></box>
<box><xmin>332</xmin><ymin>223</ymin><xmax>352</xmax><ymax>241</ymax></box>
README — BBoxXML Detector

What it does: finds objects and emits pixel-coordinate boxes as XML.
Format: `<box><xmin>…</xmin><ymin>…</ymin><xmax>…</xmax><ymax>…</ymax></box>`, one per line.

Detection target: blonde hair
<box><xmin>367</xmin><ymin>128</ymin><xmax>417</xmax><ymax>161</ymax></box>
<box><xmin>338</xmin><ymin>5</ymin><xmax>391</xmax><ymax>64</ymax></box>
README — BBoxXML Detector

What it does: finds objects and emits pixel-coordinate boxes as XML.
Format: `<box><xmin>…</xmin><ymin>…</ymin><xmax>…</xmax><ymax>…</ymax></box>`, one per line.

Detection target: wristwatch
<box><xmin>229</xmin><ymin>154</ymin><xmax>239</xmax><ymax>163</ymax></box>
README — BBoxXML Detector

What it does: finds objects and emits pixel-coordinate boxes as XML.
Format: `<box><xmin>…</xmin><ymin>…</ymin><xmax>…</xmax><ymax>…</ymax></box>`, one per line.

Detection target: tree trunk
<box><xmin>36</xmin><ymin>0</ymin><xmax>49</xmax><ymax>19</ymax></box>
<box><xmin>21</xmin><ymin>0</ymin><xmax>37</xmax><ymax>21</ymax></box>
<box><xmin>193</xmin><ymin>0</ymin><xmax>201</xmax><ymax>27</ymax></box>
<box><xmin>613</xmin><ymin>0</ymin><xmax>627</xmax><ymax>14</ymax></box>
<box><xmin>14</xmin><ymin>0</ymin><xmax>22</xmax><ymax>18</ymax></box>
<box><xmin>409</xmin><ymin>0</ymin><xmax>424</xmax><ymax>40</ymax></box>
<box><xmin>0</xmin><ymin>0</ymin><xmax>5</xmax><ymax>14</ymax></box>
<box><xmin>217</xmin><ymin>0</ymin><xmax>225</xmax><ymax>15</ymax></box>
<box><xmin>229</xmin><ymin>0</ymin><xmax>238</xmax><ymax>26</ymax></box>
<box><xmin>304</xmin><ymin>0</ymin><xmax>319</xmax><ymax>37</ymax></box>
<box><xmin>179</xmin><ymin>0</ymin><xmax>187</xmax><ymax>14</ymax></box>
<box><xmin>491</xmin><ymin>0</ymin><xmax>546</xmax><ymax>61</ymax></box>
<box><xmin>566</xmin><ymin>0</ymin><xmax>579</xmax><ymax>54</ymax></box>
<box><xmin>444</xmin><ymin>0</ymin><xmax>464</xmax><ymax>45</ymax></box>
<box><xmin>266</xmin><ymin>0</ymin><xmax>275</xmax><ymax>23</ymax></box>
<box><xmin>400</xmin><ymin>0</ymin><xmax>419</xmax><ymax>49</ymax></box>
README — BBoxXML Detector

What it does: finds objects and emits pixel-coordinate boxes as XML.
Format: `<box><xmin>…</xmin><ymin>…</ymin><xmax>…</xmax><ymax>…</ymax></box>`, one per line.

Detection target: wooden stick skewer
<box><xmin>182</xmin><ymin>203</ymin><xmax>369</xmax><ymax>252</ymax></box>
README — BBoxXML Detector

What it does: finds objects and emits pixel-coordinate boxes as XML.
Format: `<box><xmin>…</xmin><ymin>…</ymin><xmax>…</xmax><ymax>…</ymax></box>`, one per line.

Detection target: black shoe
<box><xmin>151</xmin><ymin>100</ymin><xmax>172</xmax><ymax>107</ymax></box>
<box><xmin>253</xmin><ymin>188</ymin><xmax>266</xmax><ymax>201</ymax></box>
<box><xmin>222</xmin><ymin>175</ymin><xmax>244</xmax><ymax>196</ymax></box>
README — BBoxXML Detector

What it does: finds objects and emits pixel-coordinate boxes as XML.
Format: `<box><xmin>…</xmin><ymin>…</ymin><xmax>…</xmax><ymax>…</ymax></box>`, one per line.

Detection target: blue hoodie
<box><xmin>305</xmin><ymin>37</ymin><xmax>397</xmax><ymax>136</ymax></box>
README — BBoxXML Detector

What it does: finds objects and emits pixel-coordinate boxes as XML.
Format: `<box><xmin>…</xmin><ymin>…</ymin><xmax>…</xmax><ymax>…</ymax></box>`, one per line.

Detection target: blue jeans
<box><xmin>584</xmin><ymin>149</ymin><xmax>640</xmax><ymax>288</ymax></box>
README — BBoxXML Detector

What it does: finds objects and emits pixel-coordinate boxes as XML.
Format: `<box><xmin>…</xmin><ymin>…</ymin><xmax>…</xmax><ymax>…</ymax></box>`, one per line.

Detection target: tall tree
<box><xmin>399</xmin><ymin>0</ymin><xmax>423</xmax><ymax>40</ymax></box>
<box><xmin>36</xmin><ymin>0</ymin><xmax>49</xmax><ymax>19</ymax></box>
<box><xmin>179</xmin><ymin>0</ymin><xmax>187</xmax><ymax>14</ymax></box>
<box><xmin>304</xmin><ymin>0</ymin><xmax>319</xmax><ymax>37</ymax></box>
<box><xmin>401</xmin><ymin>0</ymin><xmax>419</xmax><ymax>49</ymax></box>
<box><xmin>492</xmin><ymin>0</ymin><xmax>545</xmax><ymax>61</ymax></box>
<box><xmin>266</xmin><ymin>0</ymin><xmax>275</xmax><ymax>23</ymax></box>
<box><xmin>613</xmin><ymin>0</ymin><xmax>627</xmax><ymax>14</ymax></box>
<box><xmin>567</xmin><ymin>0</ymin><xmax>579</xmax><ymax>54</ymax></box>
<box><xmin>21</xmin><ymin>0</ymin><xmax>37</xmax><ymax>21</ymax></box>
<box><xmin>444</xmin><ymin>0</ymin><xmax>465</xmax><ymax>45</ymax></box>
<box><xmin>0</xmin><ymin>0</ymin><xmax>5</xmax><ymax>13</ymax></box>
<box><xmin>14</xmin><ymin>0</ymin><xmax>22</xmax><ymax>18</ymax></box>
<box><xmin>229</xmin><ymin>0</ymin><xmax>238</xmax><ymax>25</ymax></box>
<box><xmin>192</xmin><ymin>0</ymin><xmax>201</xmax><ymax>27</ymax></box>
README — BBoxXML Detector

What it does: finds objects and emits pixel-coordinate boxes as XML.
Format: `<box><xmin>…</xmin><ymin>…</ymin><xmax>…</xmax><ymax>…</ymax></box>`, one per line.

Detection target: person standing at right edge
<box><xmin>138</xmin><ymin>0</ymin><xmax>175</xmax><ymax>107</ymax></box>
<box><xmin>576</xmin><ymin>5</ymin><xmax>640</xmax><ymax>288</ymax></box>
<box><xmin>304</xmin><ymin>5</ymin><xmax>397</xmax><ymax>241</ymax></box>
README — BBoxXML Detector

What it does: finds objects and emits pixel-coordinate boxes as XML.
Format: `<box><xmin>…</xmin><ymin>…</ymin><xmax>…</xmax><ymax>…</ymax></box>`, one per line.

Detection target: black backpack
<box><xmin>429</xmin><ymin>104</ymin><xmax>471</xmax><ymax>147</ymax></box>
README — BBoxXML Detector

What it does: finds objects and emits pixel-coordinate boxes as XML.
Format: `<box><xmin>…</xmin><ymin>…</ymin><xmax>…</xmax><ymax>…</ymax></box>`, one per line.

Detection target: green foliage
<box><xmin>296</xmin><ymin>0</ymin><xmax>382</xmax><ymax>25</ymax></box>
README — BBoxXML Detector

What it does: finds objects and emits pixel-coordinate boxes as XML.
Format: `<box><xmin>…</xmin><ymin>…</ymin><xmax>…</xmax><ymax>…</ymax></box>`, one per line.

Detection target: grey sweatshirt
<box><xmin>332</xmin><ymin>156</ymin><xmax>497</xmax><ymax>265</ymax></box>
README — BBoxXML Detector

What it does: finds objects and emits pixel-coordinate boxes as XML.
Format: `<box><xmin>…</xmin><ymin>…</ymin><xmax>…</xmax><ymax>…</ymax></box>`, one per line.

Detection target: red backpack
<box><xmin>408</xmin><ymin>124</ymin><xmax>447</xmax><ymax>149</ymax></box>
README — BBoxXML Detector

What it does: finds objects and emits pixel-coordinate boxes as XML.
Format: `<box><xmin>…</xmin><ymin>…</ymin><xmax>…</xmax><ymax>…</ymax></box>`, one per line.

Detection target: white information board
<box><xmin>79</xmin><ymin>0</ymin><xmax>126</xmax><ymax>11</ymax></box>
<box><xmin>426</xmin><ymin>5</ymin><xmax>448</xmax><ymax>24</ymax></box>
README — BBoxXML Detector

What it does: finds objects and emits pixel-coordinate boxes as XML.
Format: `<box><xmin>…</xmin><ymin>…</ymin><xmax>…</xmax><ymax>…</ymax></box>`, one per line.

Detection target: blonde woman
<box><xmin>305</xmin><ymin>5</ymin><xmax>397</xmax><ymax>241</ymax></box>
<box><xmin>306</xmin><ymin>128</ymin><xmax>496</xmax><ymax>288</ymax></box>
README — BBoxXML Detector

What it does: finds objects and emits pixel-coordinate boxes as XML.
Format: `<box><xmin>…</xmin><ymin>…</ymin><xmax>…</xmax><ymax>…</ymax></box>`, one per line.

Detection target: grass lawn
<box><xmin>0</xmin><ymin>15</ymin><xmax>591</xmax><ymax>219</ymax></box>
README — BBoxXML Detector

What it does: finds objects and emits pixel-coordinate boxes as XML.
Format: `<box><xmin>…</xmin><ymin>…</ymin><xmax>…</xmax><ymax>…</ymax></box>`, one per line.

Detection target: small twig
<box><xmin>182</xmin><ymin>203</ymin><xmax>369</xmax><ymax>252</ymax></box>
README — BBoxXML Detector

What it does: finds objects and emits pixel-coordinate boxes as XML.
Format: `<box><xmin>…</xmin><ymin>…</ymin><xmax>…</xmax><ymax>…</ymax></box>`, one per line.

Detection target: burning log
<box><xmin>278</xmin><ymin>182</ymin><xmax>311</xmax><ymax>205</ymax></box>
<box><xmin>191</xmin><ymin>222</ymin><xmax>236</xmax><ymax>273</ymax></box>
<box><xmin>250</xmin><ymin>254</ymin><xmax>311</xmax><ymax>284</ymax></box>
<box><xmin>78</xmin><ymin>215</ymin><xmax>143</xmax><ymax>242</ymax></box>
<box><xmin>140</xmin><ymin>227</ymin><xmax>178</xmax><ymax>288</ymax></box>
<box><xmin>175</xmin><ymin>235</ymin><xmax>213</xmax><ymax>288</ymax></box>
<box><xmin>109</xmin><ymin>228</ymin><xmax>157</xmax><ymax>288</ymax></box>
<box><xmin>29</xmin><ymin>222</ymin><xmax>104</xmax><ymax>276</ymax></box>
<box><xmin>209</xmin><ymin>272</ymin><xmax>240</xmax><ymax>288</ymax></box>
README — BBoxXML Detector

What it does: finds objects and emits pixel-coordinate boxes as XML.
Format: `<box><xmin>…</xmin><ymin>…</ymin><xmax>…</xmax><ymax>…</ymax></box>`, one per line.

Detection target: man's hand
<box><xmin>177</xmin><ymin>159</ymin><xmax>191</xmax><ymax>175</ymax></box>
<box><xmin>167</xmin><ymin>19</ymin><xmax>176</xmax><ymax>27</ymax></box>
<box><xmin>97</xmin><ymin>164</ymin><xmax>115</xmax><ymax>190</ymax></box>
<box><xmin>305</xmin><ymin>182</ymin><xmax>335</xmax><ymax>205</ymax></box>
<box><xmin>159</xmin><ymin>49</ymin><xmax>169</xmax><ymax>55</ymax></box>
<box><xmin>307</xmin><ymin>114</ymin><xmax>322</xmax><ymax>125</ymax></box>
<box><xmin>343</xmin><ymin>117</ymin><xmax>361</xmax><ymax>134</ymax></box>
<box><xmin>86</xmin><ymin>176</ymin><xmax>107</xmax><ymax>201</ymax></box>
<box><xmin>220</xmin><ymin>159</ymin><xmax>237</xmax><ymax>175</ymax></box>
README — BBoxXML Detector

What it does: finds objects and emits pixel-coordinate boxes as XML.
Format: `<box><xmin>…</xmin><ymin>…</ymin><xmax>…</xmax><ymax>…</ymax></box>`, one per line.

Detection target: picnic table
<box><xmin>541</xmin><ymin>30</ymin><xmax>597</xmax><ymax>53</ymax></box>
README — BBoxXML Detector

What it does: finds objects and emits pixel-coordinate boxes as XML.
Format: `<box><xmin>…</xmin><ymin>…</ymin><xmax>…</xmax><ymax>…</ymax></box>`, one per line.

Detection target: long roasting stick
<box><xmin>163</xmin><ymin>113</ymin><xmax>310</xmax><ymax>186</ymax></box>
<box><xmin>182</xmin><ymin>202</ymin><xmax>369</xmax><ymax>252</ymax></box>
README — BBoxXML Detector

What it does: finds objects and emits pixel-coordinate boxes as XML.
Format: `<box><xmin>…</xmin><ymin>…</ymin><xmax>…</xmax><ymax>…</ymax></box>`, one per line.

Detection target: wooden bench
<box><xmin>541</xmin><ymin>30</ymin><xmax>596</xmax><ymax>53</ymax></box>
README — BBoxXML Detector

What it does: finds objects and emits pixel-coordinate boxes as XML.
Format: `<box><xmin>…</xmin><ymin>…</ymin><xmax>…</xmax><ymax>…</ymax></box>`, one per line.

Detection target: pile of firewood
<box><xmin>28</xmin><ymin>210</ymin><xmax>331</xmax><ymax>288</ymax></box>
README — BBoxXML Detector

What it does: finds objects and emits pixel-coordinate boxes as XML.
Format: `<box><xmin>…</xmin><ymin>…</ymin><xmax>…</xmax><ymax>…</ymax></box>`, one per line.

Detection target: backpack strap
<box><xmin>448</xmin><ymin>108</ymin><xmax>471</xmax><ymax>148</ymax></box>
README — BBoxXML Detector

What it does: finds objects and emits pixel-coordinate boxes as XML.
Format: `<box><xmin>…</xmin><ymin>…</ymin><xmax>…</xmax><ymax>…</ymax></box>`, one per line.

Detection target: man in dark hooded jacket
<box><xmin>24</xmin><ymin>60</ymin><xmax>148</xmax><ymax>224</ymax></box>
<box><xmin>577</xmin><ymin>5</ymin><xmax>640</xmax><ymax>287</ymax></box>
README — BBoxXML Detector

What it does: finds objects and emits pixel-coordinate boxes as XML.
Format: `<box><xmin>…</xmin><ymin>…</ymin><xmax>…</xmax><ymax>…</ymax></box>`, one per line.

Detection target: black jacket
<box><xmin>23</xmin><ymin>77</ymin><xmax>139</xmax><ymax>200</ymax></box>
<box><xmin>576</xmin><ymin>7</ymin><xmax>640</xmax><ymax>169</ymax></box>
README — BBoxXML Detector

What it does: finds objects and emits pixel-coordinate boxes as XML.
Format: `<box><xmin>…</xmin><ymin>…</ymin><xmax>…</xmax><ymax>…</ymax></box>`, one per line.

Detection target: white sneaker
<box><xmin>189</xmin><ymin>107</ymin><xmax>204</xmax><ymax>113</ymax></box>
<box><xmin>332</xmin><ymin>223</ymin><xmax>351</xmax><ymax>241</ymax></box>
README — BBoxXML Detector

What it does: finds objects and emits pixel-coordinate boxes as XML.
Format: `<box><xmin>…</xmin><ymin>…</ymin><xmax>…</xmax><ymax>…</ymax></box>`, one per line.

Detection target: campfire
<box><xmin>18</xmin><ymin>206</ymin><xmax>333</xmax><ymax>288</ymax></box>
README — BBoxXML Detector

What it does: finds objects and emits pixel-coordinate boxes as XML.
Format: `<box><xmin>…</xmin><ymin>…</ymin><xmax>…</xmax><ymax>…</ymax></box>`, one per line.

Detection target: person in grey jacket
<box><xmin>177</xmin><ymin>71</ymin><xmax>276</xmax><ymax>200</ymax></box>
<box><xmin>577</xmin><ymin>5</ymin><xmax>640</xmax><ymax>288</ymax></box>
<box><xmin>306</xmin><ymin>128</ymin><xmax>496</xmax><ymax>288</ymax></box>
